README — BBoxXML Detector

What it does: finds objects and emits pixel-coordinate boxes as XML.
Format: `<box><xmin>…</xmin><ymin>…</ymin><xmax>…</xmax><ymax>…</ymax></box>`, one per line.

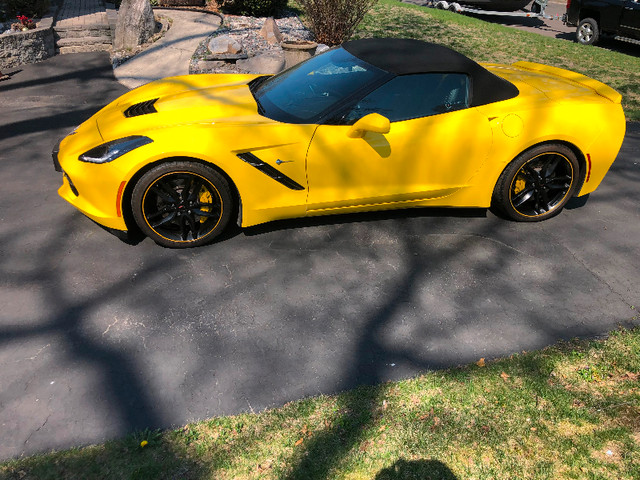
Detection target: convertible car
<box><xmin>53</xmin><ymin>38</ymin><xmax>625</xmax><ymax>248</ymax></box>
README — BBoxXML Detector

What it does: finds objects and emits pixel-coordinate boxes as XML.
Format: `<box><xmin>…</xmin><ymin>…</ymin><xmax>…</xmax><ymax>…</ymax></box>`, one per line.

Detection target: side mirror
<box><xmin>347</xmin><ymin>113</ymin><xmax>391</xmax><ymax>138</ymax></box>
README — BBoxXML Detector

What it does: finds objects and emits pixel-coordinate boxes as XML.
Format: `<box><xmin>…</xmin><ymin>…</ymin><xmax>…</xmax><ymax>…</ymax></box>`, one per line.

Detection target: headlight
<box><xmin>79</xmin><ymin>136</ymin><xmax>153</xmax><ymax>164</ymax></box>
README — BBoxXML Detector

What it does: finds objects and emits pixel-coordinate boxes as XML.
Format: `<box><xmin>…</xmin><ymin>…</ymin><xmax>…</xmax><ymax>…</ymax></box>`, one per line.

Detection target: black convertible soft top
<box><xmin>342</xmin><ymin>38</ymin><xmax>519</xmax><ymax>107</ymax></box>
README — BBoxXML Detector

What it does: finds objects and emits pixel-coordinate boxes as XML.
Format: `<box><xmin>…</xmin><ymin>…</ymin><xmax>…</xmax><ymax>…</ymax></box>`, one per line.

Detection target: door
<box><xmin>620</xmin><ymin>0</ymin><xmax>640</xmax><ymax>38</ymax></box>
<box><xmin>305</xmin><ymin>73</ymin><xmax>493</xmax><ymax>212</ymax></box>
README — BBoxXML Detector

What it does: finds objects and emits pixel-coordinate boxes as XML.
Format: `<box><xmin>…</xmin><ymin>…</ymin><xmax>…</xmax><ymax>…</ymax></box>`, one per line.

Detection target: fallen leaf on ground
<box><xmin>476</xmin><ymin>358</ymin><xmax>486</xmax><ymax>367</ymax></box>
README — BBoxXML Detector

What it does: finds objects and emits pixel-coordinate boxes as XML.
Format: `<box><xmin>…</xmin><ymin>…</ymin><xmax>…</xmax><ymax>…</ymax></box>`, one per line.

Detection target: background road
<box><xmin>0</xmin><ymin>52</ymin><xmax>638</xmax><ymax>460</ymax></box>
<box><xmin>463</xmin><ymin>0</ymin><xmax>640</xmax><ymax>55</ymax></box>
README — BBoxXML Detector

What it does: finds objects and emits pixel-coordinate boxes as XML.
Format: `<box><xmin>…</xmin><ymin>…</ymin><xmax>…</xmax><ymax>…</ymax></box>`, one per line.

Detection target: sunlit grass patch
<box><xmin>354</xmin><ymin>0</ymin><xmax>640</xmax><ymax>120</ymax></box>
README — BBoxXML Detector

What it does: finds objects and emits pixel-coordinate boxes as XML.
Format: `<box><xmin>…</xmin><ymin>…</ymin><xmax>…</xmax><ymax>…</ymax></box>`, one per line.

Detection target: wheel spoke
<box><xmin>184</xmin><ymin>213</ymin><xmax>199</xmax><ymax>239</ymax></box>
<box><xmin>146</xmin><ymin>206</ymin><xmax>172</xmax><ymax>221</ymax></box>
<box><xmin>160</xmin><ymin>180</ymin><xmax>183</xmax><ymax>201</ymax></box>
<box><xmin>537</xmin><ymin>188</ymin><xmax>552</xmax><ymax>213</ymax></box>
<box><xmin>150</xmin><ymin>211</ymin><xmax>176</xmax><ymax>228</ymax></box>
<box><xmin>193</xmin><ymin>208</ymin><xmax>219</xmax><ymax>218</ymax></box>
<box><xmin>546</xmin><ymin>176</ymin><xmax>572</xmax><ymax>190</ymax></box>
<box><xmin>187</xmin><ymin>179</ymin><xmax>204</xmax><ymax>203</ymax></box>
<box><xmin>543</xmin><ymin>155</ymin><xmax>561</xmax><ymax>178</ymax></box>
<box><xmin>512</xmin><ymin>187</ymin><xmax>535</xmax><ymax>207</ymax></box>
<box><xmin>150</xmin><ymin>185</ymin><xmax>177</xmax><ymax>204</ymax></box>
<box><xmin>179</xmin><ymin>216</ymin><xmax>190</xmax><ymax>241</ymax></box>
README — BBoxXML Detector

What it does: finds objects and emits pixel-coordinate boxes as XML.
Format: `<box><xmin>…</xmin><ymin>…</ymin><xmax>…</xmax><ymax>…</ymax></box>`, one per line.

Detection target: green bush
<box><xmin>4</xmin><ymin>0</ymin><xmax>50</xmax><ymax>17</ymax></box>
<box><xmin>223</xmin><ymin>0</ymin><xmax>287</xmax><ymax>17</ymax></box>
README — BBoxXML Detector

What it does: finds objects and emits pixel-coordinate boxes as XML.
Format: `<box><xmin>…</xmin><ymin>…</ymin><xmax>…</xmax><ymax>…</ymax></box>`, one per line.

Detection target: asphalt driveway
<box><xmin>0</xmin><ymin>53</ymin><xmax>638</xmax><ymax>460</ymax></box>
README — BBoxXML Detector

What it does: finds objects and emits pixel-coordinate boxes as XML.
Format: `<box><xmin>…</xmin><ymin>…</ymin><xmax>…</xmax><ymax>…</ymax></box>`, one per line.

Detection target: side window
<box><xmin>342</xmin><ymin>73</ymin><xmax>470</xmax><ymax>124</ymax></box>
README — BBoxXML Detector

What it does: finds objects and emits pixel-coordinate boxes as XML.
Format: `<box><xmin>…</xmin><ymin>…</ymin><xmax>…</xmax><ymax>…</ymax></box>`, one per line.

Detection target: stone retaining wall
<box><xmin>0</xmin><ymin>14</ymin><xmax>55</xmax><ymax>69</ymax></box>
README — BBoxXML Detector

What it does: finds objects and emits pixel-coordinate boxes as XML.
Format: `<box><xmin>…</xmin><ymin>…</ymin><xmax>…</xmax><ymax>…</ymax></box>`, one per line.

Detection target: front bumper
<box><xmin>53</xmin><ymin>125</ymin><xmax>130</xmax><ymax>232</ymax></box>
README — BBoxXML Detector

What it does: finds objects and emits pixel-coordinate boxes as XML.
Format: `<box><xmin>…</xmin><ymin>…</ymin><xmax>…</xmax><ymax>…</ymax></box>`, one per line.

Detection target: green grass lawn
<box><xmin>354</xmin><ymin>0</ymin><xmax>640</xmax><ymax>120</ymax></box>
<box><xmin>2</xmin><ymin>2</ymin><xmax>639</xmax><ymax>479</ymax></box>
<box><xmin>2</xmin><ymin>327</ymin><xmax>639</xmax><ymax>479</ymax></box>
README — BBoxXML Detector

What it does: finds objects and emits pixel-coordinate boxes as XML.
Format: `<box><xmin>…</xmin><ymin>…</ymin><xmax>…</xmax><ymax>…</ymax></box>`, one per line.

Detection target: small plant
<box><xmin>182</xmin><ymin>425</ymin><xmax>200</xmax><ymax>444</ymax></box>
<box><xmin>12</xmin><ymin>14</ymin><xmax>36</xmax><ymax>30</ymax></box>
<box><xmin>298</xmin><ymin>0</ymin><xmax>378</xmax><ymax>45</ymax></box>
<box><xmin>124</xmin><ymin>428</ymin><xmax>162</xmax><ymax>451</ymax></box>
<box><xmin>577</xmin><ymin>365</ymin><xmax>605</xmax><ymax>382</ymax></box>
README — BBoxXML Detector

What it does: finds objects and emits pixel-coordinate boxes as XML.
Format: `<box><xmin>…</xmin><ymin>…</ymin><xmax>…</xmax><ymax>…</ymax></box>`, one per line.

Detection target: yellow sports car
<box><xmin>53</xmin><ymin>38</ymin><xmax>625</xmax><ymax>248</ymax></box>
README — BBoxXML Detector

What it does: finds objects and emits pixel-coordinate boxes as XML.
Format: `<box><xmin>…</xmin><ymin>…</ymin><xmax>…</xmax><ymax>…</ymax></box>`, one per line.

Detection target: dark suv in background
<box><xmin>564</xmin><ymin>0</ymin><xmax>640</xmax><ymax>45</ymax></box>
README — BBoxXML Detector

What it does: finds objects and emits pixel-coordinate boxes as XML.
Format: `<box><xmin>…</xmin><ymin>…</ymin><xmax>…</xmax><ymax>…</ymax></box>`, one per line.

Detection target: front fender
<box><xmin>120</xmin><ymin>122</ymin><xmax>318</xmax><ymax>227</ymax></box>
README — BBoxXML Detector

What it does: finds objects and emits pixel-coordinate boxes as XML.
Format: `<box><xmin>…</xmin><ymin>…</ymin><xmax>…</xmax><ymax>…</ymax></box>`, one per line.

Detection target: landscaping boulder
<box><xmin>236</xmin><ymin>51</ymin><xmax>285</xmax><ymax>74</ymax></box>
<box><xmin>208</xmin><ymin>35</ymin><xmax>242</xmax><ymax>54</ymax></box>
<box><xmin>114</xmin><ymin>0</ymin><xmax>156</xmax><ymax>50</ymax></box>
<box><xmin>260</xmin><ymin>17</ymin><xmax>282</xmax><ymax>45</ymax></box>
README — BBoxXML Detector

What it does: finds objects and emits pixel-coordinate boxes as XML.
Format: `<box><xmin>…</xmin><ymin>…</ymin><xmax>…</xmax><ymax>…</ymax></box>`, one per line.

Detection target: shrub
<box><xmin>4</xmin><ymin>0</ymin><xmax>50</xmax><ymax>17</ymax></box>
<box><xmin>298</xmin><ymin>0</ymin><xmax>377</xmax><ymax>46</ymax></box>
<box><xmin>223</xmin><ymin>0</ymin><xmax>287</xmax><ymax>17</ymax></box>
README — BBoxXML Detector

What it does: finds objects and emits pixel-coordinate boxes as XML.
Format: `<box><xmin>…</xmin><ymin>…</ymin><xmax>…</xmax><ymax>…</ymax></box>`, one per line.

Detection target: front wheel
<box><xmin>131</xmin><ymin>161</ymin><xmax>233</xmax><ymax>248</ymax></box>
<box><xmin>492</xmin><ymin>144</ymin><xmax>580</xmax><ymax>222</ymax></box>
<box><xmin>577</xmin><ymin>17</ymin><xmax>599</xmax><ymax>45</ymax></box>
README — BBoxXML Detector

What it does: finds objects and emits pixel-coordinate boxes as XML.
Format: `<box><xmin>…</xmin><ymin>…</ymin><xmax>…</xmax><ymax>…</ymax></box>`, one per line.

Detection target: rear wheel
<box><xmin>132</xmin><ymin>161</ymin><xmax>233</xmax><ymax>248</ymax></box>
<box><xmin>493</xmin><ymin>144</ymin><xmax>580</xmax><ymax>222</ymax></box>
<box><xmin>577</xmin><ymin>18</ymin><xmax>599</xmax><ymax>45</ymax></box>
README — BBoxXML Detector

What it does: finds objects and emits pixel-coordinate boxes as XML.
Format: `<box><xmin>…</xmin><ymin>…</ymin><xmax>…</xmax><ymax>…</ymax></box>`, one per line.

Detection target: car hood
<box><xmin>94</xmin><ymin>74</ymin><xmax>274</xmax><ymax>141</ymax></box>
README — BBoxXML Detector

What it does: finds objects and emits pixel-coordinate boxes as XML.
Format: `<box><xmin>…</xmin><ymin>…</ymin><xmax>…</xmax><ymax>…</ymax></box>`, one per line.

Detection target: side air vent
<box><xmin>123</xmin><ymin>99</ymin><xmax>159</xmax><ymax>118</ymax></box>
<box><xmin>237</xmin><ymin>152</ymin><xmax>305</xmax><ymax>191</ymax></box>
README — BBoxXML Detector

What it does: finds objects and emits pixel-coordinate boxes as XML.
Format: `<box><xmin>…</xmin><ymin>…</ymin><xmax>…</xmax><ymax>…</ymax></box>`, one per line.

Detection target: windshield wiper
<box><xmin>255</xmin><ymin>97</ymin><xmax>266</xmax><ymax>115</ymax></box>
<box><xmin>249</xmin><ymin>76</ymin><xmax>269</xmax><ymax>115</ymax></box>
<box><xmin>249</xmin><ymin>75</ymin><xmax>269</xmax><ymax>94</ymax></box>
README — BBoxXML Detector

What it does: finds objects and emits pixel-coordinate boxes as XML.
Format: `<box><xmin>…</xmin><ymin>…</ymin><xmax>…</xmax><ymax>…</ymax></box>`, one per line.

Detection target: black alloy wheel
<box><xmin>132</xmin><ymin>161</ymin><xmax>233</xmax><ymax>248</ymax></box>
<box><xmin>493</xmin><ymin>144</ymin><xmax>580</xmax><ymax>222</ymax></box>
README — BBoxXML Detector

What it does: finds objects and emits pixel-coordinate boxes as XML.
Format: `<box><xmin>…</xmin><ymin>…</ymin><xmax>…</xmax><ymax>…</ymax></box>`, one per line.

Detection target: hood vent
<box><xmin>123</xmin><ymin>99</ymin><xmax>159</xmax><ymax>118</ymax></box>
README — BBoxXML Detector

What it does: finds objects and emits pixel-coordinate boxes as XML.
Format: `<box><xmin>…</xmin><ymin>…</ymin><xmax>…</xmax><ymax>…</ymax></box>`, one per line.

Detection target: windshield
<box><xmin>251</xmin><ymin>47</ymin><xmax>390</xmax><ymax>124</ymax></box>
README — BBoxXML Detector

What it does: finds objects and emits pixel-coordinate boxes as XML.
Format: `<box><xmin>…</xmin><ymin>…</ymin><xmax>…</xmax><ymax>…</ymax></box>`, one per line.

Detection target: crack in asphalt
<box><xmin>23</xmin><ymin>414</ymin><xmax>51</xmax><ymax>447</ymax></box>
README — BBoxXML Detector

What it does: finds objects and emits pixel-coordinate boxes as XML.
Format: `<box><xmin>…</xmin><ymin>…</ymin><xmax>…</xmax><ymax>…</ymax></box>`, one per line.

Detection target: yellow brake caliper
<box><xmin>514</xmin><ymin>176</ymin><xmax>526</xmax><ymax>195</ymax></box>
<box><xmin>198</xmin><ymin>187</ymin><xmax>212</xmax><ymax>223</ymax></box>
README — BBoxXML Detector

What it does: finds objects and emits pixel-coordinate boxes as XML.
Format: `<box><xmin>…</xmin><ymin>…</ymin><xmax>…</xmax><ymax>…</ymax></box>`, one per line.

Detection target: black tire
<box><xmin>131</xmin><ymin>161</ymin><xmax>233</xmax><ymax>248</ymax></box>
<box><xmin>576</xmin><ymin>17</ymin><xmax>599</xmax><ymax>45</ymax></box>
<box><xmin>492</xmin><ymin>144</ymin><xmax>580</xmax><ymax>222</ymax></box>
<box><xmin>530</xmin><ymin>2</ymin><xmax>541</xmax><ymax>13</ymax></box>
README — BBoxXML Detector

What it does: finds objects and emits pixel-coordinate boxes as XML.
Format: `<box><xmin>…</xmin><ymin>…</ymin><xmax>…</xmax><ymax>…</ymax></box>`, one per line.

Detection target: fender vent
<box><xmin>123</xmin><ymin>99</ymin><xmax>159</xmax><ymax>118</ymax></box>
<box><xmin>237</xmin><ymin>152</ymin><xmax>305</xmax><ymax>191</ymax></box>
